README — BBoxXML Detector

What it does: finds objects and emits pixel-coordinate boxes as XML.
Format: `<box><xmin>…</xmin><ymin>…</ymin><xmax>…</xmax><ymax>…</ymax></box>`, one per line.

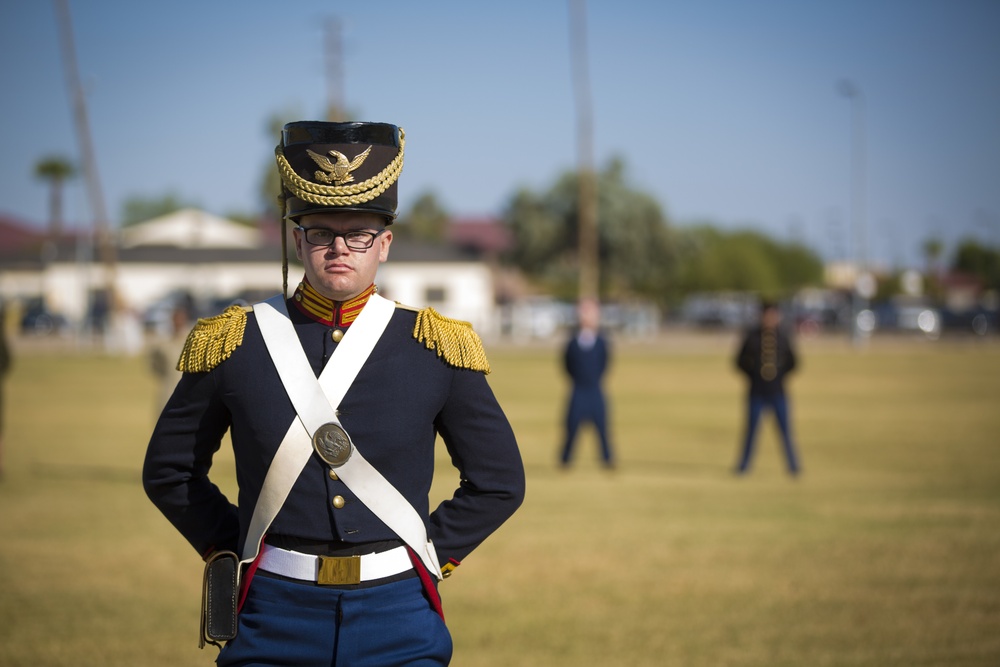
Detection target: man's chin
<box><xmin>317</xmin><ymin>281</ymin><xmax>361</xmax><ymax>302</ymax></box>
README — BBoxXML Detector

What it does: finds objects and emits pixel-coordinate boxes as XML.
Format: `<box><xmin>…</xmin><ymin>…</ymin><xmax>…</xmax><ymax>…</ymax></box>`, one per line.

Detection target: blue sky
<box><xmin>2</xmin><ymin>0</ymin><xmax>998</xmax><ymax>268</ymax></box>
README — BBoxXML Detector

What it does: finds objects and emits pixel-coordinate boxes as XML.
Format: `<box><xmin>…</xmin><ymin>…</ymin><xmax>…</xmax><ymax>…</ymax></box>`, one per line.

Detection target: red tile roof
<box><xmin>447</xmin><ymin>217</ymin><xmax>511</xmax><ymax>254</ymax></box>
<box><xmin>0</xmin><ymin>213</ymin><xmax>44</xmax><ymax>253</ymax></box>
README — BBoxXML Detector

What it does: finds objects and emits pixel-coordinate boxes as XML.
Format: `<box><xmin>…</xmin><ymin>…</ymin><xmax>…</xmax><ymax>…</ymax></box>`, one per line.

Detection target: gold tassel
<box><xmin>412</xmin><ymin>307</ymin><xmax>491</xmax><ymax>374</ymax></box>
<box><xmin>176</xmin><ymin>305</ymin><xmax>249</xmax><ymax>373</ymax></box>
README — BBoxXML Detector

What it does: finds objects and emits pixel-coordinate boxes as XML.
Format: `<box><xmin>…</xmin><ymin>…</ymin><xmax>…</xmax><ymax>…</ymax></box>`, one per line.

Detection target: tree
<box><xmin>394</xmin><ymin>191</ymin><xmax>449</xmax><ymax>242</ymax></box>
<box><xmin>952</xmin><ymin>238</ymin><xmax>1000</xmax><ymax>290</ymax></box>
<box><xmin>502</xmin><ymin>157</ymin><xmax>677</xmax><ymax>303</ymax></box>
<box><xmin>34</xmin><ymin>155</ymin><xmax>76</xmax><ymax>237</ymax></box>
<box><xmin>921</xmin><ymin>236</ymin><xmax>946</xmax><ymax>299</ymax></box>
<box><xmin>672</xmin><ymin>225</ymin><xmax>823</xmax><ymax>299</ymax></box>
<box><xmin>922</xmin><ymin>237</ymin><xmax>944</xmax><ymax>274</ymax></box>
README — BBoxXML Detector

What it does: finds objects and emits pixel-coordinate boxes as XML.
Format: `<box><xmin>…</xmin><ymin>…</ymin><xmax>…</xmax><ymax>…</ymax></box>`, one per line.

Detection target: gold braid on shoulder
<box><xmin>411</xmin><ymin>306</ymin><xmax>491</xmax><ymax>374</ymax></box>
<box><xmin>275</xmin><ymin>129</ymin><xmax>405</xmax><ymax>208</ymax></box>
<box><xmin>176</xmin><ymin>305</ymin><xmax>249</xmax><ymax>373</ymax></box>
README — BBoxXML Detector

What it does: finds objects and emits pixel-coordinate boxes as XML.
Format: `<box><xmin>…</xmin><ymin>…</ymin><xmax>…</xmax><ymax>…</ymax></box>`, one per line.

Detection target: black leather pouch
<box><xmin>199</xmin><ymin>550</ymin><xmax>240</xmax><ymax>648</ymax></box>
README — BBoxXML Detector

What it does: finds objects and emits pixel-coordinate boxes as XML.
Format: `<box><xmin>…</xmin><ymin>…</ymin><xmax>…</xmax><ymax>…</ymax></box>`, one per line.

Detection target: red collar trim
<box><xmin>291</xmin><ymin>280</ymin><xmax>377</xmax><ymax>328</ymax></box>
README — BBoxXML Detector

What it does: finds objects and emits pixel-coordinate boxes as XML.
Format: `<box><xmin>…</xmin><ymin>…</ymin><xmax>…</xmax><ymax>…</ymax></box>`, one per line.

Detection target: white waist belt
<box><xmin>258</xmin><ymin>544</ymin><xmax>413</xmax><ymax>584</ymax></box>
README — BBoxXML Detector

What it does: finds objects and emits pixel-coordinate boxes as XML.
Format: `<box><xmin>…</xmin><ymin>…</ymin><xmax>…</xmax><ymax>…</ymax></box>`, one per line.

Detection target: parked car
<box><xmin>874</xmin><ymin>298</ymin><xmax>941</xmax><ymax>338</ymax></box>
<box><xmin>941</xmin><ymin>307</ymin><xmax>998</xmax><ymax>336</ymax></box>
<box><xmin>20</xmin><ymin>300</ymin><xmax>69</xmax><ymax>336</ymax></box>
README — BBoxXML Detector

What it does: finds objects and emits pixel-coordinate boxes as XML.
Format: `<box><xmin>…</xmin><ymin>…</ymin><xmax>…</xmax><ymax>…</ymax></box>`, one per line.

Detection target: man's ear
<box><xmin>378</xmin><ymin>229</ymin><xmax>393</xmax><ymax>262</ymax></box>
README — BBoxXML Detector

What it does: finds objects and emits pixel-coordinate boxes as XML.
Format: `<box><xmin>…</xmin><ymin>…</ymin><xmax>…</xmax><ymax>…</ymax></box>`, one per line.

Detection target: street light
<box><xmin>837</xmin><ymin>78</ymin><xmax>871</xmax><ymax>344</ymax></box>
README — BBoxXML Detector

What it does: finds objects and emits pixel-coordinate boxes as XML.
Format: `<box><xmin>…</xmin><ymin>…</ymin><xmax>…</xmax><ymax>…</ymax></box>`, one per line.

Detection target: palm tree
<box><xmin>921</xmin><ymin>236</ymin><xmax>945</xmax><ymax>300</ymax></box>
<box><xmin>34</xmin><ymin>156</ymin><xmax>76</xmax><ymax>238</ymax></box>
<box><xmin>922</xmin><ymin>237</ymin><xmax>944</xmax><ymax>276</ymax></box>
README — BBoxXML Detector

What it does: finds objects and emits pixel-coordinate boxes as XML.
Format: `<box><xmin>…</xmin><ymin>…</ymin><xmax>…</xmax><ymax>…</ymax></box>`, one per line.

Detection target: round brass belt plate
<box><xmin>312</xmin><ymin>422</ymin><xmax>353</xmax><ymax>467</ymax></box>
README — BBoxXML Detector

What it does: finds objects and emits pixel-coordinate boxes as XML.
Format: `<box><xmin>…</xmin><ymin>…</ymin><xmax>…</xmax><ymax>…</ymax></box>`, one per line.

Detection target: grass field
<box><xmin>0</xmin><ymin>332</ymin><xmax>998</xmax><ymax>666</ymax></box>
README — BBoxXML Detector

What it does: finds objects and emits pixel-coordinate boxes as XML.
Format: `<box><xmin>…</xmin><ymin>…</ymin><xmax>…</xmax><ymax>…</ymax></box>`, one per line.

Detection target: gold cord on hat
<box><xmin>275</xmin><ymin>129</ymin><xmax>405</xmax><ymax>208</ymax></box>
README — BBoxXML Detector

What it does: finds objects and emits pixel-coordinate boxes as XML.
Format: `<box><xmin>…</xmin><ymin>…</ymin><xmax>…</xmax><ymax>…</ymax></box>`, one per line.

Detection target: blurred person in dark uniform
<box><xmin>559</xmin><ymin>297</ymin><xmax>615</xmax><ymax>469</ymax></box>
<box><xmin>147</xmin><ymin>304</ymin><xmax>190</xmax><ymax>418</ymax></box>
<box><xmin>734</xmin><ymin>300</ymin><xmax>800</xmax><ymax>475</ymax></box>
<box><xmin>143</xmin><ymin>121</ymin><xmax>525</xmax><ymax>666</ymax></box>
<box><xmin>0</xmin><ymin>302</ymin><xmax>10</xmax><ymax>479</ymax></box>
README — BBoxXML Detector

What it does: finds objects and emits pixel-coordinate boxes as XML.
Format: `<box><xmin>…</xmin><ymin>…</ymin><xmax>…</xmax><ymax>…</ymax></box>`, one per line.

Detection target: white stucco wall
<box><xmin>26</xmin><ymin>261</ymin><xmax>282</xmax><ymax>324</ymax></box>
<box><xmin>376</xmin><ymin>262</ymin><xmax>494</xmax><ymax>335</ymax></box>
<box><xmin>3</xmin><ymin>252</ymin><xmax>498</xmax><ymax>341</ymax></box>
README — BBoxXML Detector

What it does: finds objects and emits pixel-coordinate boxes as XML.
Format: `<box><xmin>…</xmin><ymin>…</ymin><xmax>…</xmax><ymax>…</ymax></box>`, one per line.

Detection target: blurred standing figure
<box><xmin>559</xmin><ymin>298</ymin><xmax>615</xmax><ymax>469</ymax></box>
<box><xmin>734</xmin><ymin>300</ymin><xmax>800</xmax><ymax>475</ymax></box>
<box><xmin>0</xmin><ymin>302</ymin><xmax>10</xmax><ymax>478</ymax></box>
<box><xmin>148</xmin><ymin>305</ymin><xmax>190</xmax><ymax>417</ymax></box>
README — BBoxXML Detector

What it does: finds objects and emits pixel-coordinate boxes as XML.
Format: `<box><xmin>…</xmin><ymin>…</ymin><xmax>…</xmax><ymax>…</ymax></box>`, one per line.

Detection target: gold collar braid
<box><xmin>275</xmin><ymin>129</ymin><xmax>405</xmax><ymax>208</ymax></box>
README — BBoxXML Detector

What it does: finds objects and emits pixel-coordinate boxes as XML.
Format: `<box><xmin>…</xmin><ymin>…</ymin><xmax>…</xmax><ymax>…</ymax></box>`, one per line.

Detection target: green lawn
<box><xmin>0</xmin><ymin>333</ymin><xmax>998</xmax><ymax>666</ymax></box>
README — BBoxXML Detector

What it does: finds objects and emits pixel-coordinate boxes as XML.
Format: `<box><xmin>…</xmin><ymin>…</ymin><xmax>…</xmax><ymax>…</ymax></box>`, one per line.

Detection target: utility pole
<box><xmin>54</xmin><ymin>0</ymin><xmax>118</xmax><ymax>332</ymax></box>
<box><xmin>568</xmin><ymin>0</ymin><xmax>598</xmax><ymax>301</ymax></box>
<box><xmin>325</xmin><ymin>18</ymin><xmax>345</xmax><ymax>122</ymax></box>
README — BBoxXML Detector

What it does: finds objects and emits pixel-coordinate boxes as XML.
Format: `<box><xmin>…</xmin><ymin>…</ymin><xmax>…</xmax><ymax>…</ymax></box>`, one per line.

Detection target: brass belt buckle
<box><xmin>317</xmin><ymin>555</ymin><xmax>361</xmax><ymax>585</ymax></box>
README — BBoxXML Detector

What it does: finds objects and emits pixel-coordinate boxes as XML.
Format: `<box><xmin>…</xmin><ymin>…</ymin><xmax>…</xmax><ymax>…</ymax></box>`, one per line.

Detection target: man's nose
<box><xmin>326</xmin><ymin>235</ymin><xmax>351</xmax><ymax>254</ymax></box>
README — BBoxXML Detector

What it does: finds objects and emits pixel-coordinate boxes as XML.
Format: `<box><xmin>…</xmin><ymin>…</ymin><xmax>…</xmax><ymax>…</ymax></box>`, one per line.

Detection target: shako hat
<box><xmin>275</xmin><ymin>121</ymin><xmax>404</xmax><ymax>222</ymax></box>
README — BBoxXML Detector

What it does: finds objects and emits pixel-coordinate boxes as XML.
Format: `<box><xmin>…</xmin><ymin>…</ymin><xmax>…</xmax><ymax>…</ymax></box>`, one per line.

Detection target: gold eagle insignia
<box><xmin>176</xmin><ymin>305</ymin><xmax>249</xmax><ymax>373</ymax></box>
<box><xmin>306</xmin><ymin>146</ymin><xmax>373</xmax><ymax>185</ymax></box>
<box><xmin>409</xmin><ymin>305</ymin><xmax>491</xmax><ymax>374</ymax></box>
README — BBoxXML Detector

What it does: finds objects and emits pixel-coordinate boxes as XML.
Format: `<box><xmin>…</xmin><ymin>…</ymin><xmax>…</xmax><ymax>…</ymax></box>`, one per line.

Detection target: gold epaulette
<box><xmin>409</xmin><ymin>305</ymin><xmax>491</xmax><ymax>374</ymax></box>
<box><xmin>176</xmin><ymin>305</ymin><xmax>250</xmax><ymax>373</ymax></box>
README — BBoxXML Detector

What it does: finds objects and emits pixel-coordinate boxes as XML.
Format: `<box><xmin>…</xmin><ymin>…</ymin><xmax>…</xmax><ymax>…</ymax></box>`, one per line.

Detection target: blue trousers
<box><xmin>736</xmin><ymin>392</ymin><xmax>800</xmax><ymax>474</ymax></box>
<box><xmin>216</xmin><ymin>574</ymin><xmax>452</xmax><ymax>667</ymax></box>
<box><xmin>560</xmin><ymin>387</ymin><xmax>613</xmax><ymax>465</ymax></box>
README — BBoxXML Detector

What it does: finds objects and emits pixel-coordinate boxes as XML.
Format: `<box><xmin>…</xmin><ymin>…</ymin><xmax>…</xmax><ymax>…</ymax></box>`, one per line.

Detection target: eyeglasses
<box><xmin>296</xmin><ymin>226</ymin><xmax>387</xmax><ymax>250</ymax></box>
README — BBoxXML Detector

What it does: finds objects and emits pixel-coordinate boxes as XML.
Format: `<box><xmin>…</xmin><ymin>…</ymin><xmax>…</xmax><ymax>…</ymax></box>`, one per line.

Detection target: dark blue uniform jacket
<box><xmin>564</xmin><ymin>332</ymin><xmax>609</xmax><ymax>390</ymax></box>
<box><xmin>142</xmin><ymin>301</ymin><xmax>525</xmax><ymax>570</ymax></box>
<box><xmin>736</xmin><ymin>325</ymin><xmax>797</xmax><ymax>396</ymax></box>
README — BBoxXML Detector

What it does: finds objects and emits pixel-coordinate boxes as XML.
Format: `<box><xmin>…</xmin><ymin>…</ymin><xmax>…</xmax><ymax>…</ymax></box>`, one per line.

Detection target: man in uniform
<box><xmin>733</xmin><ymin>299</ymin><xmax>800</xmax><ymax>476</ymax></box>
<box><xmin>143</xmin><ymin>121</ymin><xmax>525</xmax><ymax>666</ymax></box>
<box><xmin>558</xmin><ymin>297</ymin><xmax>615</xmax><ymax>469</ymax></box>
<box><xmin>147</xmin><ymin>303</ymin><xmax>190</xmax><ymax>419</ymax></box>
<box><xmin>0</xmin><ymin>301</ymin><xmax>10</xmax><ymax>479</ymax></box>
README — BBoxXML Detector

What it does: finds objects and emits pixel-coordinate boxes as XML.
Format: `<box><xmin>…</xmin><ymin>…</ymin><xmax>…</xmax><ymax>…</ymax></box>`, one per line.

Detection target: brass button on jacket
<box><xmin>332</xmin><ymin>495</ymin><xmax>346</xmax><ymax>509</ymax></box>
<box><xmin>328</xmin><ymin>469</ymin><xmax>339</xmax><ymax>481</ymax></box>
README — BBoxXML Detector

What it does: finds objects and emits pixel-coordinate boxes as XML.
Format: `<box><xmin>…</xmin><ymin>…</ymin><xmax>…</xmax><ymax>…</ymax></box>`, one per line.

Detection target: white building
<box><xmin>0</xmin><ymin>210</ymin><xmax>499</xmax><ymax>340</ymax></box>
